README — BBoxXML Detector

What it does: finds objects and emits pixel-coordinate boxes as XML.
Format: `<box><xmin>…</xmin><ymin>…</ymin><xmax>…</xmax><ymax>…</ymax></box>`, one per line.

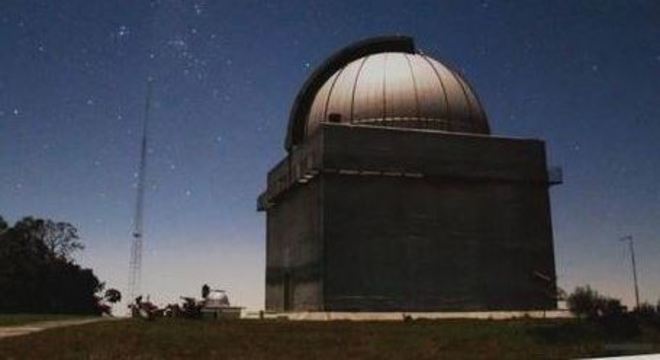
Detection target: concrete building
<box><xmin>258</xmin><ymin>36</ymin><xmax>560</xmax><ymax>312</ymax></box>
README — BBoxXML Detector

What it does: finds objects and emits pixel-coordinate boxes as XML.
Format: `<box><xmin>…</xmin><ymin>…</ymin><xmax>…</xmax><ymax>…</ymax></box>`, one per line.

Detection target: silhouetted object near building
<box><xmin>104</xmin><ymin>288</ymin><xmax>122</xmax><ymax>304</ymax></box>
<box><xmin>258</xmin><ymin>36</ymin><xmax>560</xmax><ymax>312</ymax></box>
<box><xmin>129</xmin><ymin>295</ymin><xmax>161</xmax><ymax>320</ymax></box>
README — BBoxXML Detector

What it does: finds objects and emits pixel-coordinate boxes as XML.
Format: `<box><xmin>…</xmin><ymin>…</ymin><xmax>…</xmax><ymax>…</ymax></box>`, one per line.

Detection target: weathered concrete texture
<box><xmin>265</xmin><ymin>179</ymin><xmax>323</xmax><ymax>311</ymax></box>
<box><xmin>262</xmin><ymin>124</ymin><xmax>557</xmax><ymax>312</ymax></box>
<box><xmin>323</xmin><ymin>175</ymin><xmax>555</xmax><ymax>311</ymax></box>
<box><xmin>259</xmin><ymin>310</ymin><xmax>572</xmax><ymax>321</ymax></box>
<box><xmin>321</xmin><ymin>124</ymin><xmax>549</xmax><ymax>183</ymax></box>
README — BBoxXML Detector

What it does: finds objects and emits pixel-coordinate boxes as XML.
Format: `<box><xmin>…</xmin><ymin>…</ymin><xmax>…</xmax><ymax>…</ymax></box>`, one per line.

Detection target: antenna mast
<box><xmin>128</xmin><ymin>79</ymin><xmax>153</xmax><ymax>301</ymax></box>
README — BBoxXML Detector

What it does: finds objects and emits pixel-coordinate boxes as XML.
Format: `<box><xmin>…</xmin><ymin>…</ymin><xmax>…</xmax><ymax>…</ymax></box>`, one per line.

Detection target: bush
<box><xmin>567</xmin><ymin>286</ymin><xmax>602</xmax><ymax>319</ymax></box>
<box><xmin>566</xmin><ymin>286</ymin><xmax>628</xmax><ymax>319</ymax></box>
<box><xmin>634</xmin><ymin>302</ymin><xmax>660</xmax><ymax>329</ymax></box>
<box><xmin>634</xmin><ymin>302</ymin><xmax>657</xmax><ymax>318</ymax></box>
<box><xmin>567</xmin><ymin>286</ymin><xmax>640</xmax><ymax>338</ymax></box>
<box><xmin>599</xmin><ymin>297</ymin><xmax>626</xmax><ymax>318</ymax></box>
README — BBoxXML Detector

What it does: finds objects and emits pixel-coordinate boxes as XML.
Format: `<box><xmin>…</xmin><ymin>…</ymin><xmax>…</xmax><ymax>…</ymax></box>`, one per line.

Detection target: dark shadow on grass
<box><xmin>527</xmin><ymin>320</ymin><xmax>600</xmax><ymax>345</ymax></box>
<box><xmin>528</xmin><ymin>317</ymin><xmax>642</xmax><ymax>346</ymax></box>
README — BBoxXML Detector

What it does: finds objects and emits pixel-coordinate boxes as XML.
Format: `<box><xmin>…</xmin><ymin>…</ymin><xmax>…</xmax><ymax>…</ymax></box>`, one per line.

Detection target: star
<box><xmin>194</xmin><ymin>3</ymin><xmax>203</xmax><ymax>15</ymax></box>
<box><xmin>117</xmin><ymin>25</ymin><xmax>130</xmax><ymax>37</ymax></box>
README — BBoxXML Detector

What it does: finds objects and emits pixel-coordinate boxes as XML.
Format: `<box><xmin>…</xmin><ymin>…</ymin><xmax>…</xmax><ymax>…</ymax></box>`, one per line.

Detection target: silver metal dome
<box><xmin>306</xmin><ymin>52</ymin><xmax>488</xmax><ymax>138</ymax></box>
<box><xmin>285</xmin><ymin>36</ymin><xmax>489</xmax><ymax>151</ymax></box>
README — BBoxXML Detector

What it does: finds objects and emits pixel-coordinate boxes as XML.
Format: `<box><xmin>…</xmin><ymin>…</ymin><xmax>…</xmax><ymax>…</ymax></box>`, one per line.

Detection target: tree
<box><xmin>34</xmin><ymin>218</ymin><xmax>84</xmax><ymax>261</ymax></box>
<box><xmin>599</xmin><ymin>297</ymin><xmax>625</xmax><ymax>318</ymax></box>
<box><xmin>7</xmin><ymin>217</ymin><xmax>83</xmax><ymax>261</ymax></box>
<box><xmin>0</xmin><ymin>215</ymin><xmax>102</xmax><ymax>314</ymax></box>
<box><xmin>567</xmin><ymin>286</ymin><xmax>602</xmax><ymax>319</ymax></box>
<box><xmin>567</xmin><ymin>285</ymin><xmax>627</xmax><ymax>319</ymax></box>
<box><xmin>104</xmin><ymin>288</ymin><xmax>122</xmax><ymax>303</ymax></box>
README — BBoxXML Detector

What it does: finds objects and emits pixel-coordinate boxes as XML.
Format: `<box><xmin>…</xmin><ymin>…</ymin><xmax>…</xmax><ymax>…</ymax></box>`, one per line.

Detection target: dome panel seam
<box><xmin>350</xmin><ymin>56</ymin><xmax>371</xmax><ymax>124</ymax></box>
<box><xmin>403</xmin><ymin>54</ymin><xmax>422</xmax><ymax>127</ymax></box>
<box><xmin>421</xmin><ymin>56</ymin><xmax>452</xmax><ymax>130</ymax></box>
<box><xmin>322</xmin><ymin>67</ymin><xmax>346</xmax><ymax>125</ymax></box>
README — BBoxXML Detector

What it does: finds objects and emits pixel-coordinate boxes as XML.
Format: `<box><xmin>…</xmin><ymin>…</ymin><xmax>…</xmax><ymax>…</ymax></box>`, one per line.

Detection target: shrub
<box><xmin>634</xmin><ymin>302</ymin><xmax>660</xmax><ymax>329</ymax></box>
<box><xmin>567</xmin><ymin>286</ymin><xmax>627</xmax><ymax>319</ymax></box>
<box><xmin>634</xmin><ymin>302</ymin><xmax>657</xmax><ymax>318</ymax></box>
<box><xmin>567</xmin><ymin>286</ymin><xmax>640</xmax><ymax>338</ymax></box>
<box><xmin>567</xmin><ymin>286</ymin><xmax>602</xmax><ymax>319</ymax></box>
<box><xmin>599</xmin><ymin>297</ymin><xmax>625</xmax><ymax>318</ymax></box>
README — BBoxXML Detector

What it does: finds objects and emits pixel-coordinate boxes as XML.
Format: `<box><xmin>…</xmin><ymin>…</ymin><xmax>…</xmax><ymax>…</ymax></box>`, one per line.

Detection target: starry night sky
<box><xmin>1</xmin><ymin>1</ymin><xmax>659</xmax><ymax>311</ymax></box>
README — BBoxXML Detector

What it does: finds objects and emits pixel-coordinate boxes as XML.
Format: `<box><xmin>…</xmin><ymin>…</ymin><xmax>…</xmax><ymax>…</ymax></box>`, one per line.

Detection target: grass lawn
<box><xmin>0</xmin><ymin>314</ymin><xmax>94</xmax><ymax>327</ymax></box>
<box><xmin>0</xmin><ymin>318</ymin><xmax>659</xmax><ymax>359</ymax></box>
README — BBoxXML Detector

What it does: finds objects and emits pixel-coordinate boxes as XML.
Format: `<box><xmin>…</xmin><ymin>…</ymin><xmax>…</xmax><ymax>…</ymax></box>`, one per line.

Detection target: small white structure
<box><xmin>204</xmin><ymin>290</ymin><xmax>230</xmax><ymax>308</ymax></box>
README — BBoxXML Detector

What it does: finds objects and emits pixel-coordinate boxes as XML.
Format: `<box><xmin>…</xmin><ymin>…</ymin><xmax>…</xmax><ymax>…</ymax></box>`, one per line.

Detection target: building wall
<box><xmin>263</xmin><ymin>124</ymin><xmax>557</xmax><ymax>312</ymax></box>
<box><xmin>265</xmin><ymin>180</ymin><xmax>323</xmax><ymax>311</ymax></box>
<box><xmin>322</xmin><ymin>175</ymin><xmax>556</xmax><ymax>311</ymax></box>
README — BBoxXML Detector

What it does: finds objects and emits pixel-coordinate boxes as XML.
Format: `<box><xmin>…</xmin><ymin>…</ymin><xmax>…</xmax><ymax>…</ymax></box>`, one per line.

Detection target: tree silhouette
<box><xmin>0</xmin><ymin>215</ymin><xmax>103</xmax><ymax>314</ymax></box>
<box><xmin>0</xmin><ymin>216</ymin><xmax>7</xmax><ymax>232</ymax></box>
<box><xmin>104</xmin><ymin>288</ymin><xmax>122</xmax><ymax>303</ymax></box>
<box><xmin>17</xmin><ymin>217</ymin><xmax>84</xmax><ymax>261</ymax></box>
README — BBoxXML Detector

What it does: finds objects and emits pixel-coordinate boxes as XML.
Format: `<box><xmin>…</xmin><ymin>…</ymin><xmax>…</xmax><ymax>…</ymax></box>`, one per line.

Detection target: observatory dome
<box><xmin>285</xmin><ymin>36</ymin><xmax>489</xmax><ymax>151</ymax></box>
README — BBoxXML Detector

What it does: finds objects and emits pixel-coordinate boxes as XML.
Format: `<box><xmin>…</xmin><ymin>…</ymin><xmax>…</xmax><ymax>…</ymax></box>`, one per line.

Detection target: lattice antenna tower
<box><xmin>128</xmin><ymin>79</ymin><xmax>153</xmax><ymax>301</ymax></box>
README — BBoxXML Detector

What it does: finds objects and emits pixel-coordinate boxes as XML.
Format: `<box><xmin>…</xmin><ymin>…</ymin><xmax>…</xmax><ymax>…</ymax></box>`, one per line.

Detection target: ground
<box><xmin>0</xmin><ymin>314</ymin><xmax>90</xmax><ymax>327</ymax></box>
<box><xmin>0</xmin><ymin>318</ymin><xmax>659</xmax><ymax>359</ymax></box>
<box><xmin>0</xmin><ymin>315</ymin><xmax>106</xmax><ymax>340</ymax></box>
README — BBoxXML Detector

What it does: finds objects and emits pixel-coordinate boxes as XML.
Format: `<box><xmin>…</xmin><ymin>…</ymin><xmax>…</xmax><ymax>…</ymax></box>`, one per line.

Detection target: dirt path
<box><xmin>0</xmin><ymin>317</ymin><xmax>113</xmax><ymax>339</ymax></box>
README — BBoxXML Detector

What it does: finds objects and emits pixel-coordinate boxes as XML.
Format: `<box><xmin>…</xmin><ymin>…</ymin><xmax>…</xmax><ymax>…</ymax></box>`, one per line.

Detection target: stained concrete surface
<box><xmin>262</xmin><ymin>124</ymin><xmax>558</xmax><ymax>312</ymax></box>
